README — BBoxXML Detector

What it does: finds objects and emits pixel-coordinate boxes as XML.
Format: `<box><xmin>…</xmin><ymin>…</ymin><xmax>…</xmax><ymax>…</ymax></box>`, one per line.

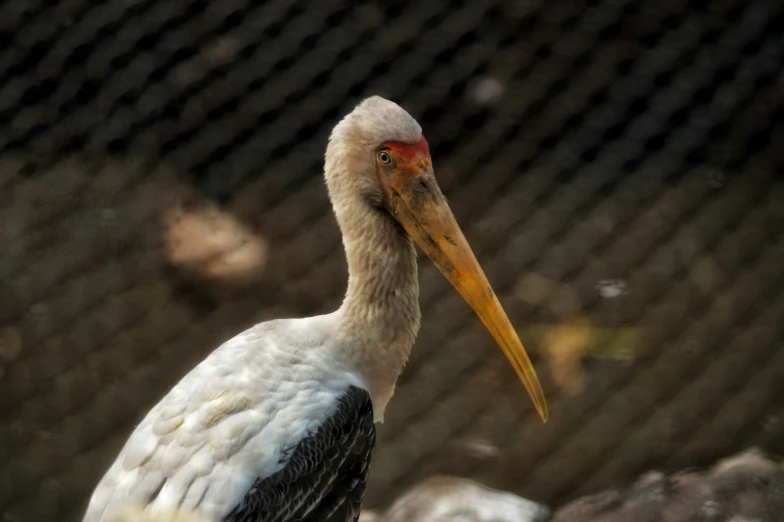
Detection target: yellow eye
<box><xmin>377</xmin><ymin>149</ymin><xmax>393</xmax><ymax>165</ymax></box>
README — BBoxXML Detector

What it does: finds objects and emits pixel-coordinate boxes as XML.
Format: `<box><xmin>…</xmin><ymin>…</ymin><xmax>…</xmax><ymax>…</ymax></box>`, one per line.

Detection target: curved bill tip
<box><xmin>515</xmin><ymin>346</ymin><xmax>549</xmax><ymax>423</ymax></box>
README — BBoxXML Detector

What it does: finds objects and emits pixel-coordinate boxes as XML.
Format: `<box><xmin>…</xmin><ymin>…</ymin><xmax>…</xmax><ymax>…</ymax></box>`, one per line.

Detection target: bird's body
<box><xmin>83</xmin><ymin>97</ymin><xmax>546</xmax><ymax>522</ymax></box>
<box><xmin>86</xmin><ymin>317</ymin><xmax>373</xmax><ymax>521</ymax></box>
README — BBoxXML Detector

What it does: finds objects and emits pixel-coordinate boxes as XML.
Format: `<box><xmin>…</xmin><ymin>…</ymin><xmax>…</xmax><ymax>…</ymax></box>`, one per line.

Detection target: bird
<box><xmin>81</xmin><ymin>96</ymin><xmax>548</xmax><ymax>522</ymax></box>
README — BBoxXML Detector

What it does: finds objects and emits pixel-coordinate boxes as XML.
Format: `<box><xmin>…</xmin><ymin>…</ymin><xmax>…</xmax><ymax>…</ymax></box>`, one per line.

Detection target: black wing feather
<box><xmin>224</xmin><ymin>386</ymin><xmax>375</xmax><ymax>522</ymax></box>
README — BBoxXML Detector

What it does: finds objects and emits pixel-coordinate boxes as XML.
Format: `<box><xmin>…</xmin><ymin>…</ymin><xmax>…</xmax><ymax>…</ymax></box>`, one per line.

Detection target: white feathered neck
<box><xmin>324</xmin><ymin>96</ymin><xmax>424</xmax><ymax>418</ymax></box>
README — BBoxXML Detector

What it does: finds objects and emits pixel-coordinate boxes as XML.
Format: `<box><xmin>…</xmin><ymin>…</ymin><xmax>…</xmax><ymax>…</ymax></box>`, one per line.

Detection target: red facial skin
<box><xmin>381</xmin><ymin>135</ymin><xmax>432</xmax><ymax>178</ymax></box>
<box><xmin>376</xmin><ymin>135</ymin><xmax>435</xmax><ymax>210</ymax></box>
<box><xmin>384</xmin><ymin>135</ymin><xmax>429</xmax><ymax>162</ymax></box>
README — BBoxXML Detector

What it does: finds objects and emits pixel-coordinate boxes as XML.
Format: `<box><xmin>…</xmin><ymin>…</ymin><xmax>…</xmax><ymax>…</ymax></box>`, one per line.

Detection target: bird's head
<box><xmin>327</xmin><ymin>96</ymin><xmax>547</xmax><ymax>422</ymax></box>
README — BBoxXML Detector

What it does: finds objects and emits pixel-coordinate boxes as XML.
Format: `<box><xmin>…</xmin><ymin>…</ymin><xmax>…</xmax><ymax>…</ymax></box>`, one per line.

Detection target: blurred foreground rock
<box><xmin>365</xmin><ymin>475</ymin><xmax>550</xmax><ymax>522</ymax></box>
<box><xmin>551</xmin><ymin>448</ymin><xmax>784</xmax><ymax>522</ymax></box>
<box><xmin>365</xmin><ymin>449</ymin><xmax>783</xmax><ymax>522</ymax></box>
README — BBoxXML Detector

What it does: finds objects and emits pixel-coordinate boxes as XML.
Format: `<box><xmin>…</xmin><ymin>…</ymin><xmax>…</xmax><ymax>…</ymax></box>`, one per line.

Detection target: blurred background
<box><xmin>1</xmin><ymin>0</ymin><xmax>783</xmax><ymax>520</ymax></box>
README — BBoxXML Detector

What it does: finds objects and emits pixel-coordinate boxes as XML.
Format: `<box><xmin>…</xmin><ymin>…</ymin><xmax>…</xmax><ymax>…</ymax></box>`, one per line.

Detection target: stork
<box><xmin>82</xmin><ymin>96</ymin><xmax>548</xmax><ymax>522</ymax></box>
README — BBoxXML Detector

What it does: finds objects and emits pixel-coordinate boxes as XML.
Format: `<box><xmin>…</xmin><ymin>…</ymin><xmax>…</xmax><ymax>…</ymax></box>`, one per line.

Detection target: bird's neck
<box><xmin>335</xmin><ymin>203</ymin><xmax>421</xmax><ymax>417</ymax></box>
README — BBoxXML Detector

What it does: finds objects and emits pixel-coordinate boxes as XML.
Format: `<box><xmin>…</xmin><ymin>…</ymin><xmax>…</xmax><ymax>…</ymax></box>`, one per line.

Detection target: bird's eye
<box><xmin>377</xmin><ymin>149</ymin><xmax>393</xmax><ymax>165</ymax></box>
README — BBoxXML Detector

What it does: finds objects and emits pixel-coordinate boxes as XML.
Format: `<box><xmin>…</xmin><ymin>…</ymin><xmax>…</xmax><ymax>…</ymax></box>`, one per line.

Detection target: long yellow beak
<box><xmin>385</xmin><ymin>168</ymin><xmax>548</xmax><ymax>422</ymax></box>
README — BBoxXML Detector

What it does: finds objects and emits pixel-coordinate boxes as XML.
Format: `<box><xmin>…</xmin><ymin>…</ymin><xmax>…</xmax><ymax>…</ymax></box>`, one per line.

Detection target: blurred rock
<box><xmin>467</xmin><ymin>78</ymin><xmax>506</xmax><ymax>107</ymax></box>
<box><xmin>164</xmin><ymin>198</ymin><xmax>269</xmax><ymax>299</ymax></box>
<box><xmin>551</xmin><ymin>448</ymin><xmax>784</xmax><ymax>522</ymax></box>
<box><xmin>377</xmin><ymin>476</ymin><xmax>550</xmax><ymax>522</ymax></box>
<box><xmin>594</xmin><ymin>279</ymin><xmax>628</xmax><ymax>299</ymax></box>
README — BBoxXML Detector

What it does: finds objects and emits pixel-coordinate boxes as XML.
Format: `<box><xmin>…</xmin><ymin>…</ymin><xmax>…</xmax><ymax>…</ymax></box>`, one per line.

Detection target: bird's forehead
<box><xmin>384</xmin><ymin>135</ymin><xmax>430</xmax><ymax>163</ymax></box>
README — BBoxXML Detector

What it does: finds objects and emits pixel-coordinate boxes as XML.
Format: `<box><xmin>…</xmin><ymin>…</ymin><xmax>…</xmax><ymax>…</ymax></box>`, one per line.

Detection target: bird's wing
<box><xmin>83</xmin><ymin>328</ymin><xmax>375</xmax><ymax>522</ymax></box>
<box><xmin>224</xmin><ymin>386</ymin><xmax>375</xmax><ymax>522</ymax></box>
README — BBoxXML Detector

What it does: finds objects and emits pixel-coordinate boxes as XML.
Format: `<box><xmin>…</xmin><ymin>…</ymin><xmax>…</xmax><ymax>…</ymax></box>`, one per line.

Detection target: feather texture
<box><xmin>83</xmin><ymin>316</ymin><xmax>368</xmax><ymax>522</ymax></box>
<box><xmin>225</xmin><ymin>386</ymin><xmax>374</xmax><ymax>522</ymax></box>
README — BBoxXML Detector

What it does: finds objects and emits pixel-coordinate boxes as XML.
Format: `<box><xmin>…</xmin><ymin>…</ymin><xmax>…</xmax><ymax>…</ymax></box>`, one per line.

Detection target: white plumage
<box><xmin>85</xmin><ymin>317</ymin><xmax>364</xmax><ymax>521</ymax></box>
<box><xmin>106</xmin><ymin>506</ymin><xmax>210</xmax><ymax>522</ymax></box>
